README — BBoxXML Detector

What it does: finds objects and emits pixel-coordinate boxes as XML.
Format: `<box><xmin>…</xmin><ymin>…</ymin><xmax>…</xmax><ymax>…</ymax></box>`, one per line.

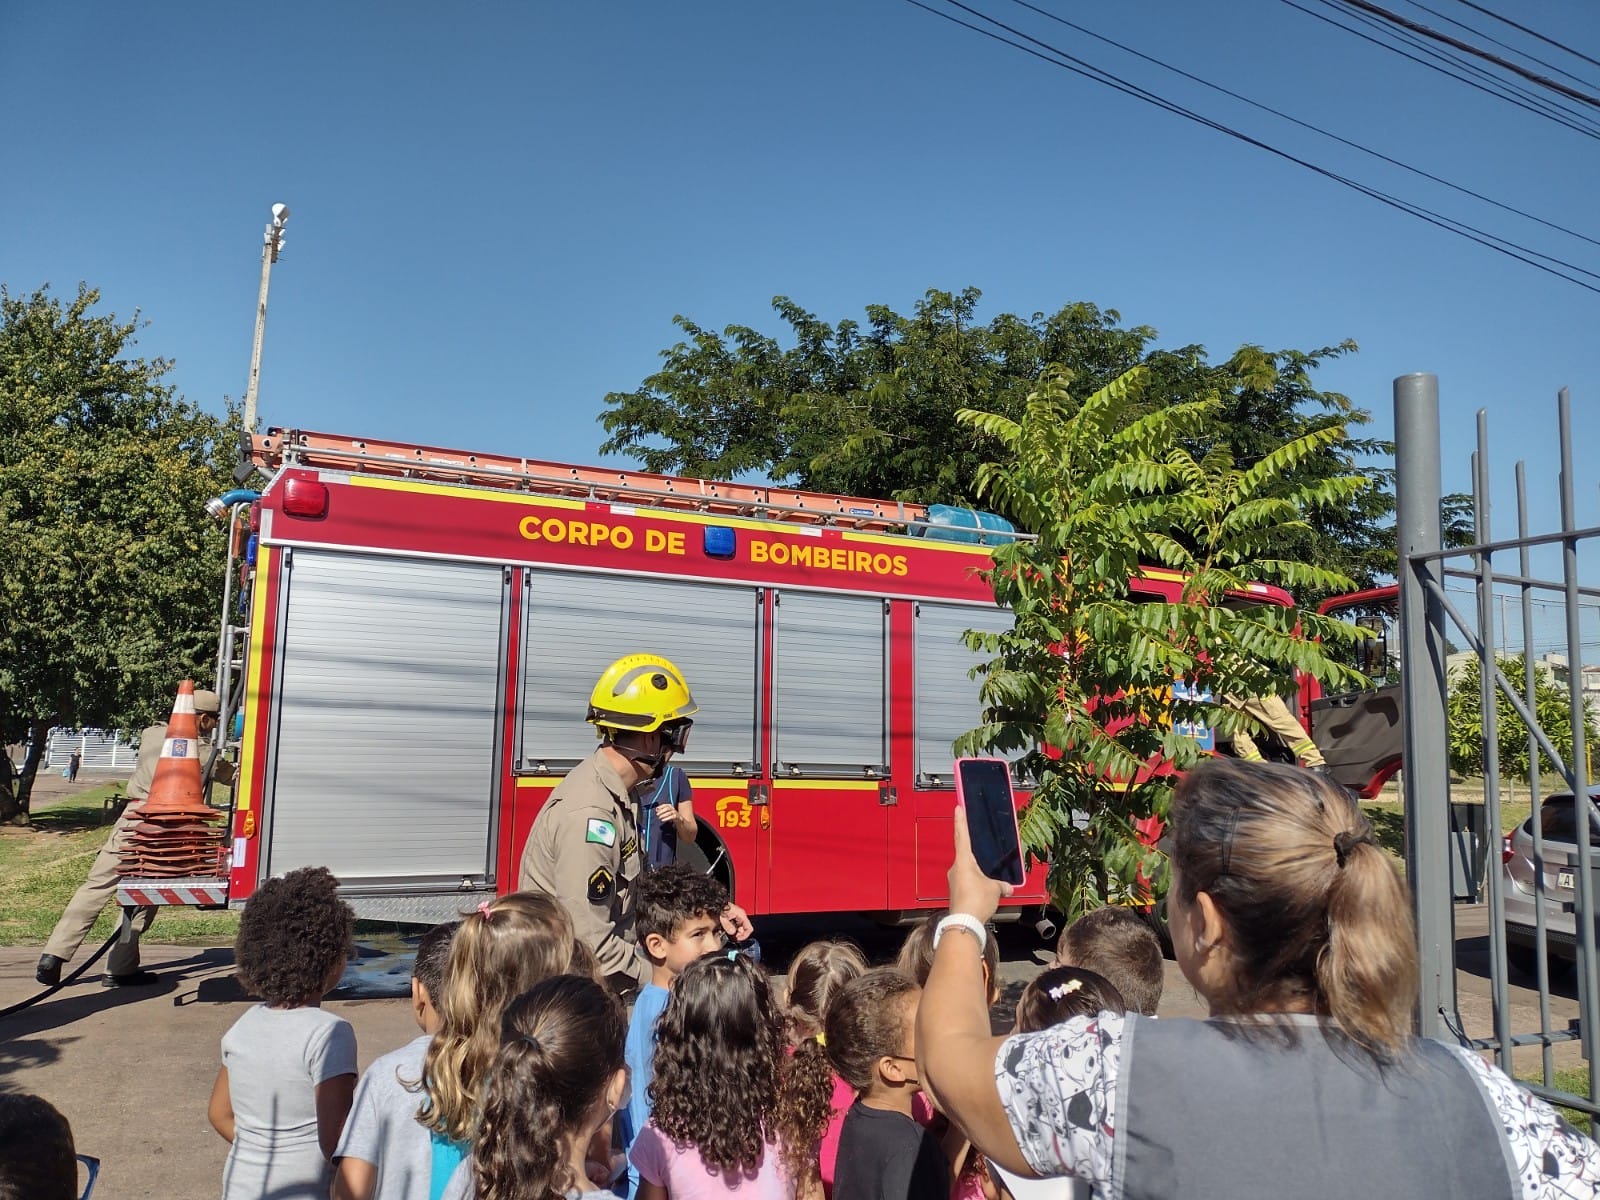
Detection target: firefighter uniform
<box><xmin>38</xmin><ymin>688</ymin><xmax>232</xmax><ymax>986</ymax></box>
<box><xmin>1224</xmin><ymin>692</ymin><xmax>1327</xmax><ymax>768</ymax></box>
<box><xmin>519</xmin><ymin>746</ymin><xmax>649</xmax><ymax>991</ymax></box>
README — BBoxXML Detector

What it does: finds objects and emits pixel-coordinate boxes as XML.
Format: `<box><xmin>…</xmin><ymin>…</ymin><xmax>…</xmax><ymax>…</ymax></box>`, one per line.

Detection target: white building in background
<box><xmin>43</xmin><ymin>728</ymin><xmax>139</xmax><ymax>771</ymax></box>
<box><xmin>1540</xmin><ymin>654</ymin><xmax>1600</xmax><ymax>710</ymax></box>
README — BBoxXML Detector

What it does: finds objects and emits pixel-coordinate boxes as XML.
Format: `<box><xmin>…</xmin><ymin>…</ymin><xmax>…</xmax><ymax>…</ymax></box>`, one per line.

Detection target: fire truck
<box><xmin>114</xmin><ymin>428</ymin><xmax>1400</xmax><ymax>927</ymax></box>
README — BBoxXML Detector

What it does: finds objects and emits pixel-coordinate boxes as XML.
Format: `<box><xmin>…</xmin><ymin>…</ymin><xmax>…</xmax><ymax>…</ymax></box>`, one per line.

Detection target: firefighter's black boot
<box><xmin>35</xmin><ymin>954</ymin><xmax>64</xmax><ymax>986</ymax></box>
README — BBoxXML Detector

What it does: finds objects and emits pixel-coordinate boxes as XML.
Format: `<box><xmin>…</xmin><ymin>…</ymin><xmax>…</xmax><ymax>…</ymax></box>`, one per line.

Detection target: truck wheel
<box><xmin>679</xmin><ymin>827</ymin><xmax>735</xmax><ymax>897</ymax></box>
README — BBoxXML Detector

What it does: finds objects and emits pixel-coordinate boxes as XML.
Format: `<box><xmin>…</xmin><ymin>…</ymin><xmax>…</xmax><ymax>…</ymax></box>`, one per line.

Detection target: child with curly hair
<box><xmin>631</xmin><ymin>952</ymin><xmax>828</xmax><ymax>1200</ymax></box>
<box><xmin>623</xmin><ymin>864</ymin><xmax>730</xmax><ymax>1195</ymax></box>
<box><xmin>418</xmin><ymin>893</ymin><xmax>589</xmax><ymax>1200</ymax></box>
<box><xmin>826</xmin><ymin>969</ymin><xmax>949</xmax><ymax>1200</ymax></box>
<box><xmin>208</xmin><ymin>865</ymin><xmax>358</xmax><ymax>1200</ymax></box>
<box><xmin>439</xmin><ymin>973</ymin><xmax>630</xmax><ymax>1200</ymax></box>
<box><xmin>781</xmin><ymin>940</ymin><xmax>868</xmax><ymax>1199</ymax></box>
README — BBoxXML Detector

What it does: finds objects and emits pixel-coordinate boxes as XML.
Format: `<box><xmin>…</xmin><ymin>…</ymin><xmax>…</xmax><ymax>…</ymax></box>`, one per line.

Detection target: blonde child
<box><xmin>208</xmin><ymin>866</ymin><xmax>357</xmax><ymax>1200</ymax></box>
<box><xmin>332</xmin><ymin>918</ymin><xmax>460</xmax><ymax>1200</ymax></box>
<box><xmin>418</xmin><ymin>893</ymin><xmax>588</xmax><ymax>1200</ymax></box>
<box><xmin>895</xmin><ymin>910</ymin><xmax>999</xmax><ymax>1002</ymax></box>
<box><xmin>826</xmin><ymin>969</ymin><xmax>949</xmax><ymax>1200</ymax></box>
<box><xmin>440</xmin><ymin>974</ymin><xmax>630</xmax><ymax>1200</ymax></box>
<box><xmin>783</xmin><ymin>940</ymin><xmax>868</xmax><ymax>1199</ymax></box>
<box><xmin>631</xmin><ymin>952</ymin><xmax>830</xmax><ymax>1200</ymax></box>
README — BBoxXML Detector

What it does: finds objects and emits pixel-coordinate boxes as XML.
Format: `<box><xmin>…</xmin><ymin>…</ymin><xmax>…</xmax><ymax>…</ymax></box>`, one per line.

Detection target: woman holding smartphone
<box><xmin>917</xmin><ymin>757</ymin><xmax>1600</xmax><ymax>1200</ymax></box>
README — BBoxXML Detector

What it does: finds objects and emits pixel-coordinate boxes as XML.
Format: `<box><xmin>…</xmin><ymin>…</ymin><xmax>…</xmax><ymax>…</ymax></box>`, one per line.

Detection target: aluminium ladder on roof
<box><xmin>252</xmin><ymin>428</ymin><xmax>932</xmax><ymax>533</ymax></box>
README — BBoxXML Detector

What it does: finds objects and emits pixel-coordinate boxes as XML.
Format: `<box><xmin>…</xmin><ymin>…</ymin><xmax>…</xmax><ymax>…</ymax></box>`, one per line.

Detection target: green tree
<box><xmin>952</xmin><ymin>366</ymin><xmax>1370</xmax><ymax>918</ymax></box>
<box><xmin>0</xmin><ymin>284</ymin><xmax>234</xmax><ymax>822</ymax></box>
<box><xmin>1446</xmin><ymin>655</ymin><xmax>1595</xmax><ymax>797</ymax></box>
<box><xmin>600</xmin><ymin>288</ymin><xmax>1393</xmax><ymax>593</ymax></box>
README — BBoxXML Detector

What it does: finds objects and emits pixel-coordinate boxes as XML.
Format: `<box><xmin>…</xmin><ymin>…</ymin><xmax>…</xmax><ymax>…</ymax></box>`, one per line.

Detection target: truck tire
<box><xmin>679</xmin><ymin>826</ymin><xmax>735</xmax><ymax>897</ymax></box>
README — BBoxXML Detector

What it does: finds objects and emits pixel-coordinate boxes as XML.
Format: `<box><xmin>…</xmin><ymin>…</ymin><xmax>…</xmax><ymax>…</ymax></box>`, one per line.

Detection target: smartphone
<box><xmin>954</xmin><ymin>757</ymin><xmax>1025</xmax><ymax>886</ymax></box>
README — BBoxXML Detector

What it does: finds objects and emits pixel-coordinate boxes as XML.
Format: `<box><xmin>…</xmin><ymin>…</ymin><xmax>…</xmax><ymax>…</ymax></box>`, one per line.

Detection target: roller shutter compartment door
<box><xmin>914</xmin><ymin>602</ymin><xmax>1015</xmax><ymax>785</ymax></box>
<box><xmin>519</xmin><ymin>572</ymin><xmax>758</xmax><ymax>776</ymax></box>
<box><xmin>266</xmin><ymin>551</ymin><xmax>506</xmax><ymax>882</ymax></box>
<box><xmin>772</xmin><ymin>591</ymin><xmax>888</xmax><ymax>777</ymax></box>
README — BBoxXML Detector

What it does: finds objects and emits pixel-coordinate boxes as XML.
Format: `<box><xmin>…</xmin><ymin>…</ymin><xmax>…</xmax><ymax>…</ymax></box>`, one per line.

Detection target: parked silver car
<box><xmin>1502</xmin><ymin>790</ymin><xmax>1600</xmax><ymax>974</ymax></box>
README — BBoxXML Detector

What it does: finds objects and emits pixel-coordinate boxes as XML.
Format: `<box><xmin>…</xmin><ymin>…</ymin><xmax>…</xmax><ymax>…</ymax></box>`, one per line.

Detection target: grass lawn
<box><xmin>1359</xmin><ymin>776</ymin><xmax>1535</xmax><ymax>862</ymax></box>
<box><xmin>0</xmin><ymin>783</ymin><xmax>240</xmax><ymax>947</ymax></box>
<box><xmin>1521</xmin><ymin>1067</ymin><xmax>1596</xmax><ymax>1136</ymax></box>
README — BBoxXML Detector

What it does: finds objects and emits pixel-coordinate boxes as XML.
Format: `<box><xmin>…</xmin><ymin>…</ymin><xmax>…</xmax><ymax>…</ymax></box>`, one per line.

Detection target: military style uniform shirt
<box><xmin>518</xmin><ymin>747</ymin><xmax>647</xmax><ymax>991</ymax></box>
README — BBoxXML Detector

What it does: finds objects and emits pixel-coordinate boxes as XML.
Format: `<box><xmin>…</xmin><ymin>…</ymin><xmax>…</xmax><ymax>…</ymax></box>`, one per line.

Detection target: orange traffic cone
<box><xmin>130</xmin><ymin>680</ymin><xmax>216</xmax><ymax>819</ymax></box>
<box><xmin>118</xmin><ymin>680</ymin><xmax>226</xmax><ymax>878</ymax></box>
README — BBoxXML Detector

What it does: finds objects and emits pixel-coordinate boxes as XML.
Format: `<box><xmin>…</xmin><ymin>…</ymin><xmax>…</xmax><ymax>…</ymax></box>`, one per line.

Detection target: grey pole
<box><xmin>242</xmin><ymin>203</ymin><xmax>289</xmax><ymax>434</ymax></box>
<box><xmin>1395</xmin><ymin>372</ymin><xmax>1455</xmax><ymax>1039</ymax></box>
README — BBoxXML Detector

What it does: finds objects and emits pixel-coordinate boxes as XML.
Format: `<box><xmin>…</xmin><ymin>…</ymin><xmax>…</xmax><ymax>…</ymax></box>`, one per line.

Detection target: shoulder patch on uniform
<box><xmin>585</xmin><ymin>818</ymin><xmax>617</xmax><ymax>847</ymax></box>
<box><xmin>588</xmin><ymin>867</ymin><xmax>615</xmax><ymax>904</ymax></box>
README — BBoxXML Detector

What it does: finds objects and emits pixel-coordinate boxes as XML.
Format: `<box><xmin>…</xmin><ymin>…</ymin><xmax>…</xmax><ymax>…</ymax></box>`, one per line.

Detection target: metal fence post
<box><xmin>1395</xmin><ymin>373</ymin><xmax>1455</xmax><ymax>1039</ymax></box>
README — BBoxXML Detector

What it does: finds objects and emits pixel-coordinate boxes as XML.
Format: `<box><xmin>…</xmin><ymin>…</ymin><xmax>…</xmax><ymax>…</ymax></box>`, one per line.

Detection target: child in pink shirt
<box><xmin>631</xmin><ymin>953</ymin><xmax>827</xmax><ymax>1200</ymax></box>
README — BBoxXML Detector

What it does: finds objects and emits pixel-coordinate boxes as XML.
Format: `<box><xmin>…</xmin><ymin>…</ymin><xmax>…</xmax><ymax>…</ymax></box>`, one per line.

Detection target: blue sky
<box><xmin>5</xmin><ymin>0</ymin><xmax>1599</xmax><ymax>573</ymax></box>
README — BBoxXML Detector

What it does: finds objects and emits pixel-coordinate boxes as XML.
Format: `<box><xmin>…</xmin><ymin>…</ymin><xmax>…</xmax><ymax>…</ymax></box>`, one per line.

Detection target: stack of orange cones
<box><xmin>116</xmin><ymin>680</ymin><xmax>227</xmax><ymax>878</ymax></box>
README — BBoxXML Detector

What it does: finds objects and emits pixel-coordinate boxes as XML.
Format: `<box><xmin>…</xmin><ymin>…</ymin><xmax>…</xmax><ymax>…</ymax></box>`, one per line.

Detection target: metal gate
<box><xmin>1396</xmin><ymin>377</ymin><xmax>1597</xmax><ymax>1117</ymax></box>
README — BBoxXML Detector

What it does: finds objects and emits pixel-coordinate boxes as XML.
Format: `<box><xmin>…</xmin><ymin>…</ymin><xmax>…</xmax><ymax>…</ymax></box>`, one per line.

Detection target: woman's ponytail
<box><xmin>1168</xmin><ymin>759</ymin><xmax>1420</xmax><ymax>1059</ymax></box>
<box><xmin>1318</xmin><ymin>831</ymin><xmax>1418</xmax><ymax>1057</ymax></box>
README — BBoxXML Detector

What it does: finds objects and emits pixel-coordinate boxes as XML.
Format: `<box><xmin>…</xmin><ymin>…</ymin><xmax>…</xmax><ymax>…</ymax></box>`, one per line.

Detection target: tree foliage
<box><xmin>1446</xmin><ymin>654</ymin><xmax>1596</xmax><ymax>794</ymax></box>
<box><xmin>951</xmin><ymin>366</ymin><xmax>1371</xmax><ymax>918</ymax></box>
<box><xmin>0</xmin><ymin>284</ymin><xmax>234</xmax><ymax>821</ymax></box>
<box><xmin>601</xmin><ymin>288</ymin><xmax>1393</xmax><ymax>593</ymax></box>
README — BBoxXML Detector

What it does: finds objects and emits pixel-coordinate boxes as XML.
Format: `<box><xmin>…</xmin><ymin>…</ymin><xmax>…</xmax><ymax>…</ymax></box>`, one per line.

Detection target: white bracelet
<box><xmin>933</xmin><ymin>913</ymin><xmax>988</xmax><ymax>951</ymax></box>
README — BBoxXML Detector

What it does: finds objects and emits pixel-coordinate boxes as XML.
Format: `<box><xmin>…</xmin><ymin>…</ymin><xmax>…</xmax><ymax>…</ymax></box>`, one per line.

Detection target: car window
<box><xmin>1537</xmin><ymin>797</ymin><xmax>1600</xmax><ymax>845</ymax></box>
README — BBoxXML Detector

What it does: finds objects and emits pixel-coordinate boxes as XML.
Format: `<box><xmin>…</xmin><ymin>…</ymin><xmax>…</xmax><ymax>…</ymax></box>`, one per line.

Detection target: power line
<box><xmin>1342</xmin><ymin>1</ymin><xmax>1600</xmax><ymax>134</ymax></box>
<box><xmin>1282</xmin><ymin>0</ymin><xmax>1600</xmax><ymax>141</ymax></box>
<box><xmin>1451</xmin><ymin>0</ymin><xmax>1600</xmax><ymax>75</ymax></box>
<box><xmin>1397</xmin><ymin>0</ymin><xmax>1600</xmax><ymax>92</ymax></box>
<box><xmin>903</xmin><ymin>0</ymin><xmax>1600</xmax><ymax>294</ymax></box>
<box><xmin>1335</xmin><ymin>0</ymin><xmax>1600</xmax><ymax>109</ymax></box>
<box><xmin>1001</xmin><ymin>0</ymin><xmax>1600</xmax><ymax>251</ymax></box>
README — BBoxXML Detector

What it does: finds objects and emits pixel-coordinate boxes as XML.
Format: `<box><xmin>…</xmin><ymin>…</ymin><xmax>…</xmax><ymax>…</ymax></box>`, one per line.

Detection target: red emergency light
<box><xmin>281</xmin><ymin>478</ymin><xmax>329</xmax><ymax>519</ymax></box>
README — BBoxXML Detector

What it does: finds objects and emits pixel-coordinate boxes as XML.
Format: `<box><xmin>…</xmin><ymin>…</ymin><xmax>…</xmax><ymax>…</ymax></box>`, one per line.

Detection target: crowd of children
<box><xmin>0</xmin><ymin>857</ymin><xmax>1139</xmax><ymax>1200</ymax></box>
<box><xmin>178</xmin><ymin>854</ymin><xmax>1162</xmax><ymax>1200</ymax></box>
<box><xmin>1</xmin><ymin>856</ymin><xmax>1162</xmax><ymax>1200</ymax></box>
<box><xmin>18</xmin><ymin>760</ymin><xmax>1600</xmax><ymax>1200</ymax></box>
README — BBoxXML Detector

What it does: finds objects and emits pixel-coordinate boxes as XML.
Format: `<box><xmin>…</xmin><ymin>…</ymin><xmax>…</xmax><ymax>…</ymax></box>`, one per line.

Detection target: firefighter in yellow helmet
<box><xmin>518</xmin><ymin>653</ymin><xmax>751</xmax><ymax>993</ymax></box>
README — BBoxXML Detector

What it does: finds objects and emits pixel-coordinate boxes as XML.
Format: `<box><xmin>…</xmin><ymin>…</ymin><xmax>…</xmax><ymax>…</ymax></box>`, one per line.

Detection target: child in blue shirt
<box><xmin>622</xmin><ymin>864</ymin><xmax>729</xmax><ymax>1196</ymax></box>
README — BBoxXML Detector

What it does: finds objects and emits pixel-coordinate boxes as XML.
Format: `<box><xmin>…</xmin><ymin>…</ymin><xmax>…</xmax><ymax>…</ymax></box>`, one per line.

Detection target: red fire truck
<box><xmin>115</xmin><ymin>428</ymin><xmax>1399</xmax><ymax>927</ymax></box>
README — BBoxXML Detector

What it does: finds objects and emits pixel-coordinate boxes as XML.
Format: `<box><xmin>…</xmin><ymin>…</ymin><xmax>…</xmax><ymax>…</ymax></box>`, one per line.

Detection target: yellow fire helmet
<box><xmin>586</xmin><ymin>653</ymin><xmax>699</xmax><ymax>733</ymax></box>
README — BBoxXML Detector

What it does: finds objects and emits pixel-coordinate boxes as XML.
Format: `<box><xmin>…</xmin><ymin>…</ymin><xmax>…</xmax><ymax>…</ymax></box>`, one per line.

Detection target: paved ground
<box><xmin>0</xmin><ymin>905</ymin><xmax>1588</xmax><ymax>1199</ymax></box>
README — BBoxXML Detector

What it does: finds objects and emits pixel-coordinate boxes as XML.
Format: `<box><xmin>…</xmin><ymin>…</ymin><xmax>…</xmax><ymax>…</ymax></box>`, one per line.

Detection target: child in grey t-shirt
<box><xmin>208</xmin><ymin>867</ymin><xmax>358</xmax><ymax>1200</ymax></box>
<box><xmin>332</xmin><ymin>919</ymin><xmax>460</xmax><ymax>1200</ymax></box>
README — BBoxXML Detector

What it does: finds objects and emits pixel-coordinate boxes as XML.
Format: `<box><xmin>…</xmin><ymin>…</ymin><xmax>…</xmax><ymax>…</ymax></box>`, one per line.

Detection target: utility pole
<box><xmin>242</xmin><ymin>203</ymin><xmax>290</xmax><ymax>434</ymax></box>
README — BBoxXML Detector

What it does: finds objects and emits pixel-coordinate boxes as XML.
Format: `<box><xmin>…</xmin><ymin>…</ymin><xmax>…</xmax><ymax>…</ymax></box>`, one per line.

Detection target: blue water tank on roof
<box><xmin>914</xmin><ymin>504</ymin><xmax>1017</xmax><ymax>544</ymax></box>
